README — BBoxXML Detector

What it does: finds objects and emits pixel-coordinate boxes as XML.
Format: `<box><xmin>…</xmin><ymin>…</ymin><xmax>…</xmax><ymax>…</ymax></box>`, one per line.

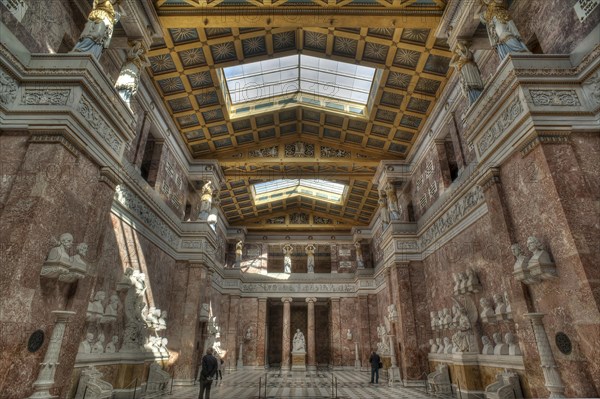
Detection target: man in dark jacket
<box><xmin>369</xmin><ymin>349</ymin><xmax>381</xmax><ymax>384</ymax></box>
<box><xmin>198</xmin><ymin>347</ymin><xmax>219</xmax><ymax>399</ymax></box>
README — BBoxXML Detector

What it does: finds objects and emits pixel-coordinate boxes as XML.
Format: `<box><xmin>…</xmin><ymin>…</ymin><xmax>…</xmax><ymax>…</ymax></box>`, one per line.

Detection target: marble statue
<box><xmin>71</xmin><ymin>0</ymin><xmax>121</xmax><ymax>60</ymax></box>
<box><xmin>504</xmin><ymin>292</ymin><xmax>512</xmax><ymax>319</ymax></box>
<box><xmin>493</xmin><ymin>293</ymin><xmax>507</xmax><ymax>315</ymax></box>
<box><xmin>199</xmin><ymin>180</ymin><xmax>214</xmax><ymax>216</ymax></box>
<box><xmin>378</xmin><ymin>195</ymin><xmax>390</xmax><ymax>226</ymax></box>
<box><xmin>384</xmin><ymin>182</ymin><xmax>400</xmax><ymax>220</ymax></box>
<box><xmin>452</xmin><ymin>273</ymin><xmax>461</xmax><ymax>295</ymax></box>
<box><xmin>428</xmin><ymin>364</ymin><xmax>451</xmax><ymax>394</ymax></box>
<box><xmin>235</xmin><ymin>240</ymin><xmax>243</xmax><ymax>267</ymax></box>
<box><xmin>305</xmin><ymin>244</ymin><xmax>315</xmax><ymax>273</ymax></box>
<box><xmin>511</xmin><ymin>243</ymin><xmax>537</xmax><ymax>284</ymax></box>
<box><xmin>68</xmin><ymin>242</ymin><xmax>89</xmax><ymax>279</ymax></box>
<box><xmin>117</xmin><ymin>267</ymin><xmax>134</xmax><ymax>291</ymax></box>
<box><xmin>115</xmin><ymin>41</ymin><xmax>149</xmax><ymax>106</ymax></box>
<box><xmin>101</xmin><ymin>294</ymin><xmax>120</xmax><ymax>324</ymax></box>
<box><xmin>388</xmin><ymin>304</ymin><xmax>398</xmax><ymax>322</ymax></box>
<box><xmin>505</xmin><ymin>332</ymin><xmax>522</xmax><ymax>356</ymax></box>
<box><xmin>157</xmin><ymin>310</ymin><xmax>167</xmax><ymax>331</ymax></box>
<box><xmin>245</xmin><ymin>325</ymin><xmax>254</xmax><ymax>341</ymax></box>
<box><xmin>480</xmin><ymin>0</ymin><xmax>529</xmax><ymax>60</ymax></box>
<box><xmin>92</xmin><ymin>334</ymin><xmax>105</xmax><ymax>354</ymax></box>
<box><xmin>442</xmin><ymin>308</ymin><xmax>452</xmax><ymax>328</ymax></box>
<box><xmin>292</xmin><ymin>329</ymin><xmax>305</xmax><ymax>352</ymax></box>
<box><xmin>437</xmin><ymin>310</ymin><xmax>445</xmax><ymax>330</ymax></box>
<box><xmin>436</xmin><ymin>338</ymin><xmax>444</xmax><ymax>354</ymax></box>
<box><xmin>283</xmin><ymin>244</ymin><xmax>293</xmax><ymax>274</ymax></box>
<box><xmin>346</xmin><ymin>329</ymin><xmax>352</xmax><ymax>341</ymax></box>
<box><xmin>493</xmin><ymin>332</ymin><xmax>508</xmax><ymax>355</ymax></box>
<box><xmin>105</xmin><ymin>335</ymin><xmax>119</xmax><ymax>353</ymax></box>
<box><xmin>465</xmin><ymin>268</ymin><xmax>482</xmax><ymax>293</ymax></box>
<box><xmin>121</xmin><ymin>269</ymin><xmax>148</xmax><ymax>351</ymax></box>
<box><xmin>79</xmin><ymin>333</ymin><xmax>94</xmax><ymax>354</ymax></box>
<box><xmin>87</xmin><ymin>291</ymin><xmax>106</xmax><ymax>323</ymax></box>
<box><xmin>443</xmin><ymin>337</ymin><xmax>452</xmax><ymax>354</ymax></box>
<box><xmin>42</xmin><ymin>233</ymin><xmax>74</xmax><ymax>278</ymax></box>
<box><xmin>147</xmin><ymin>363</ymin><xmax>170</xmax><ymax>393</ymax></box>
<box><xmin>458</xmin><ymin>272</ymin><xmax>468</xmax><ymax>293</ymax></box>
<box><xmin>481</xmin><ymin>335</ymin><xmax>494</xmax><ymax>355</ymax></box>
<box><xmin>429</xmin><ymin>338</ymin><xmax>438</xmax><ymax>353</ymax></box>
<box><xmin>450</xmin><ymin>40</ymin><xmax>484</xmax><ymax>104</ymax></box>
<box><xmin>485</xmin><ymin>370</ymin><xmax>524</xmax><ymax>399</ymax></box>
<box><xmin>75</xmin><ymin>366</ymin><xmax>113</xmax><ymax>399</ymax></box>
<box><xmin>526</xmin><ymin>236</ymin><xmax>557</xmax><ymax>280</ymax></box>
<box><xmin>430</xmin><ymin>311</ymin><xmax>437</xmax><ymax>330</ymax></box>
<box><xmin>354</xmin><ymin>241</ymin><xmax>364</xmax><ymax>268</ymax></box>
<box><xmin>480</xmin><ymin>297</ymin><xmax>495</xmax><ymax>323</ymax></box>
<box><xmin>451</xmin><ymin>297</ymin><xmax>478</xmax><ymax>353</ymax></box>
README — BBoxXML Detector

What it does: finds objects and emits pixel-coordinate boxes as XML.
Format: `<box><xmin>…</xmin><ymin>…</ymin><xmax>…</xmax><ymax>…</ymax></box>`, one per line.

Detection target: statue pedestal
<box><xmin>381</xmin><ymin>355</ymin><xmax>392</xmax><ymax>370</ymax></box>
<box><xmin>291</xmin><ymin>352</ymin><xmax>306</xmax><ymax>371</ymax></box>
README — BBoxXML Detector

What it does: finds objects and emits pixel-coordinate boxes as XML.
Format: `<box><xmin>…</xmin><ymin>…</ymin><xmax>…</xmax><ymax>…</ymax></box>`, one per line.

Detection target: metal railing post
<box><xmin>258</xmin><ymin>376</ymin><xmax>262</xmax><ymax>399</ymax></box>
<box><xmin>264</xmin><ymin>372</ymin><xmax>267</xmax><ymax>398</ymax></box>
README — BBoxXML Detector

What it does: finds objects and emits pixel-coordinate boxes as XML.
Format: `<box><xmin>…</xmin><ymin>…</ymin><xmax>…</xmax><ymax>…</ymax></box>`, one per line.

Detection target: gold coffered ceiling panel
<box><xmin>148</xmin><ymin>3</ymin><xmax>452</xmax><ymax>228</ymax></box>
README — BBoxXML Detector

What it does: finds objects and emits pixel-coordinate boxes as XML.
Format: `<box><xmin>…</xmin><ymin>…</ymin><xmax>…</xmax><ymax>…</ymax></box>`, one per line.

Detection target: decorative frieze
<box><xmin>583</xmin><ymin>69</ymin><xmax>600</xmax><ymax>106</ymax></box>
<box><xmin>77</xmin><ymin>97</ymin><xmax>122</xmax><ymax>153</ymax></box>
<box><xmin>519</xmin><ymin>131</ymin><xmax>571</xmax><ymax>156</ymax></box>
<box><xmin>0</xmin><ymin>68</ymin><xmax>18</xmax><ymax>105</ymax></box>
<box><xmin>477</xmin><ymin>97</ymin><xmax>524</xmax><ymax>155</ymax></box>
<box><xmin>22</xmin><ymin>89</ymin><xmax>71</xmax><ymax>105</ymax></box>
<box><xmin>249</xmin><ymin>146</ymin><xmax>278</xmax><ymax>158</ymax></box>
<box><xmin>419</xmin><ymin>185</ymin><xmax>485</xmax><ymax>249</ymax></box>
<box><xmin>284</xmin><ymin>141</ymin><xmax>314</xmax><ymax>157</ymax></box>
<box><xmin>241</xmin><ymin>282</ymin><xmax>356</xmax><ymax>293</ymax></box>
<box><xmin>113</xmin><ymin>185</ymin><xmax>179</xmax><ymax>248</ymax></box>
<box><xmin>529</xmin><ymin>89</ymin><xmax>581</xmax><ymax>106</ymax></box>
<box><xmin>320</xmin><ymin>146</ymin><xmax>350</xmax><ymax>158</ymax></box>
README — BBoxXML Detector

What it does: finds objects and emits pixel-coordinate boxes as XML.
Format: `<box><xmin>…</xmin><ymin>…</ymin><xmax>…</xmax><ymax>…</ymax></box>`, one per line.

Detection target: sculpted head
<box><xmin>493</xmin><ymin>293</ymin><xmax>504</xmax><ymax>303</ymax></box>
<box><xmin>482</xmin><ymin>335</ymin><xmax>491</xmax><ymax>345</ymax></box>
<box><xmin>493</xmin><ymin>332</ymin><xmax>502</xmax><ymax>344</ymax></box>
<box><xmin>60</xmin><ymin>233</ymin><xmax>74</xmax><ymax>249</ymax></box>
<box><xmin>527</xmin><ymin>236</ymin><xmax>542</xmax><ymax>253</ymax></box>
<box><xmin>77</xmin><ymin>243</ymin><xmax>88</xmax><ymax>256</ymax></box>
<box><xmin>443</xmin><ymin>337</ymin><xmax>450</xmax><ymax>345</ymax></box>
<box><xmin>511</xmin><ymin>243</ymin><xmax>521</xmax><ymax>257</ymax></box>
<box><xmin>112</xmin><ymin>335</ymin><xmax>119</xmax><ymax>344</ymax></box>
<box><xmin>86</xmin><ymin>332</ymin><xmax>94</xmax><ymax>343</ymax></box>
<box><xmin>94</xmin><ymin>291</ymin><xmax>106</xmax><ymax>301</ymax></box>
<box><xmin>504</xmin><ymin>332</ymin><xmax>515</xmax><ymax>344</ymax></box>
<box><xmin>480</xmin><ymin>297</ymin><xmax>490</xmax><ymax>308</ymax></box>
<box><xmin>429</xmin><ymin>338</ymin><xmax>434</xmax><ymax>345</ymax></box>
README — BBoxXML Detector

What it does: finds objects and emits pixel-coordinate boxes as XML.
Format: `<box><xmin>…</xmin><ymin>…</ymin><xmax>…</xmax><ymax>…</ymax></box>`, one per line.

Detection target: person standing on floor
<box><xmin>198</xmin><ymin>347</ymin><xmax>219</xmax><ymax>399</ymax></box>
<box><xmin>369</xmin><ymin>349</ymin><xmax>381</xmax><ymax>384</ymax></box>
<box><xmin>215</xmin><ymin>353</ymin><xmax>223</xmax><ymax>381</ymax></box>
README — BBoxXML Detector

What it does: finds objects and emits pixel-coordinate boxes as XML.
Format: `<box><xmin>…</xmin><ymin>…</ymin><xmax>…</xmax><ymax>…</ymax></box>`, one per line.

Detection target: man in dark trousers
<box><xmin>198</xmin><ymin>347</ymin><xmax>219</xmax><ymax>399</ymax></box>
<box><xmin>369</xmin><ymin>349</ymin><xmax>381</xmax><ymax>384</ymax></box>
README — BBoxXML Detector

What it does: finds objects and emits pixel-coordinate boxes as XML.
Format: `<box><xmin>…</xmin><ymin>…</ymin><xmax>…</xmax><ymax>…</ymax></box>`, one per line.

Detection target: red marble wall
<box><xmin>511</xmin><ymin>0</ymin><xmax>600</xmax><ymax>54</ymax></box>
<box><xmin>154</xmin><ymin>146</ymin><xmax>188</xmax><ymax>219</ymax></box>
<box><xmin>410</xmin><ymin>143</ymin><xmax>450</xmax><ymax>219</ymax></box>
<box><xmin>0</xmin><ymin>135</ymin><xmax>116</xmax><ymax>398</ymax></box>
<box><xmin>239</xmin><ymin>297</ymin><xmax>259</xmax><ymax>366</ymax></box>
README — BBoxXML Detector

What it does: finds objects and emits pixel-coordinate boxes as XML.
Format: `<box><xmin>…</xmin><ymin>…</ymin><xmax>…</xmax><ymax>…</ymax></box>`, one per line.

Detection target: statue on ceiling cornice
<box><xmin>384</xmin><ymin>182</ymin><xmax>400</xmax><ymax>221</ymax></box>
<box><xmin>199</xmin><ymin>180</ymin><xmax>214</xmax><ymax>218</ymax></box>
<box><xmin>115</xmin><ymin>41</ymin><xmax>149</xmax><ymax>107</ymax></box>
<box><xmin>450</xmin><ymin>41</ymin><xmax>485</xmax><ymax>105</ymax></box>
<box><xmin>378</xmin><ymin>193</ymin><xmax>390</xmax><ymax>226</ymax></box>
<box><xmin>480</xmin><ymin>0</ymin><xmax>530</xmax><ymax>60</ymax></box>
<box><xmin>71</xmin><ymin>0</ymin><xmax>122</xmax><ymax>60</ymax></box>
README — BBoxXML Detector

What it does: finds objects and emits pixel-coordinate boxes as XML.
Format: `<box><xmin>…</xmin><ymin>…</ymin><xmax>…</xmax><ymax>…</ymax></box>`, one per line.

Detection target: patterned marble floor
<box><xmin>160</xmin><ymin>369</ymin><xmax>452</xmax><ymax>399</ymax></box>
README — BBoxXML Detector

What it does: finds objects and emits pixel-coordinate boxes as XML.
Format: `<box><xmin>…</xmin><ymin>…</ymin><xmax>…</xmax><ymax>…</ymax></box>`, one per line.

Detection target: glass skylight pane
<box><xmin>223</xmin><ymin>54</ymin><xmax>376</xmax><ymax>106</ymax></box>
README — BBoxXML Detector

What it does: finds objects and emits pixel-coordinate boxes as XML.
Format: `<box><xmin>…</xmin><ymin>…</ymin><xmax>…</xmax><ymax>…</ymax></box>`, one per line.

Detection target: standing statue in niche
<box><xmin>235</xmin><ymin>240</ymin><xmax>243</xmax><ymax>268</ymax></box>
<box><xmin>199</xmin><ymin>180</ymin><xmax>214</xmax><ymax>217</ymax></box>
<box><xmin>283</xmin><ymin>244</ymin><xmax>293</xmax><ymax>274</ymax></box>
<box><xmin>354</xmin><ymin>241</ymin><xmax>364</xmax><ymax>268</ymax></box>
<box><xmin>480</xmin><ymin>0</ymin><xmax>529</xmax><ymax>60</ymax></box>
<box><xmin>292</xmin><ymin>329</ymin><xmax>305</xmax><ymax>352</ymax></box>
<box><xmin>115</xmin><ymin>41</ymin><xmax>149</xmax><ymax>106</ymax></box>
<box><xmin>305</xmin><ymin>244</ymin><xmax>315</xmax><ymax>273</ymax></box>
<box><xmin>378</xmin><ymin>195</ymin><xmax>390</xmax><ymax>226</ymax></box>
<box><xmin>450</xmin><ymin>297</ymin><xmax>478</xmax><ymax>353</ymax></box>
<box><xmin>71</xmin><ymin>0</ymin><xmax>121</xmax><ymax>60</ymax></box>
<box><xmin>450</xmin><ymin>41</ymin><xmax>485</xmax><ymax>105</ymax></box>
<box><xmin>384</xmin><ymin>183</ymin><xmax>400</xmax><ymax>220</ymax></box>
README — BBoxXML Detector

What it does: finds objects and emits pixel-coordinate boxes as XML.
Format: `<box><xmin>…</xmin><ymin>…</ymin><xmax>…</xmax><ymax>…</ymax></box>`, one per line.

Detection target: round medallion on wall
<box><xmin>27</xmin><ymin>330</ymin><xmax>45</xmax><ymax>353</ymax></box>
<box><xmin>555</xmin><ymin>332</ymin><xmax>572</xmax><ymax>355</ymax></box>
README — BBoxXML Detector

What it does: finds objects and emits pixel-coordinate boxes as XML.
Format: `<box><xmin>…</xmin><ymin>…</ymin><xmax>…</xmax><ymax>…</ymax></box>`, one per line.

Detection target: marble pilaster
<box><xmin>281</xmin><ymin>297</ymin><xmax>292</xmax><ymax>371</ymax></box>
<box><xmin>305</xmin><ymin>297</ymin><xmax>316</xmax><ymax>371</ymax></box>
<box><xmin>227</xmin><ymin>295</ymin><xmax>241</xmax><ymax>370</ymax></box>
<box><xmin>256</xmin><ymin>298</ymin><xmax>267</xmax><ymax>368</ymax></box>
<box><xmin>330</xmin><ymin>297</ymin><xmax>342</xmax><ymax>368</ymax></box>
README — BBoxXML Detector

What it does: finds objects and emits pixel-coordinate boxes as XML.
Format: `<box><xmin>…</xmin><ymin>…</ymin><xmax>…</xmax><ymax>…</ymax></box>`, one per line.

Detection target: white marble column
<box><xmin>525</xmin><ymin>313</ymin><xmax>566</xmax><ymax>398</ymax></box>
<box><xmin>306</xmin><ymin>297</ymin><xmax>316</xmax><ymax>371</ymax></box>
<box><xmin>29</xmin><ymin>310</ymin><xmax>76</xmax><ymax>399</ymax></box>
<box><xmin>281</xmin><ymin>297</ymin><xmax>292</xmax><ymax>371</ymax></box>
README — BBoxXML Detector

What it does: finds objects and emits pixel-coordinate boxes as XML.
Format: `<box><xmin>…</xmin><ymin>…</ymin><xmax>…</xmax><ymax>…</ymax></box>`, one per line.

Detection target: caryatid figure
<box><xmin>283</xmin><ymin>244</ymin><xmax>293</xmax><ymax>274</ymax></box>
<box><xmin>450</xmin><ymin>41</ymin><xmax>485</xmax><ymax>104</ymax></box>
<box><xmin>115</xmin><ymin>41</ymin><xmax>150</xmax><ymax>106</ymax></box>
<box><xmin>71</xmin><ymin>0</ymin><xmax>121</xmax><ymax>60</ymax></box>
<box><xmin>480</xmin><ymin>0</ymin><xmax>529</xmax><ymax>60</ymax></box>
<box><xmin>305</xmin><ymin>244</ymin><xmax>315</xmax><ymax>273</ymax></box>
<box><xmin>199</xmin><ymin>180</ymin><xmax>214</xmax><ymax>216</ymax></box>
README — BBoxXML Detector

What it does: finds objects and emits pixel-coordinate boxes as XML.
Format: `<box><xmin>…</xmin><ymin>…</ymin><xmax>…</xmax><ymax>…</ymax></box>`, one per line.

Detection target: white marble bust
<box><xmin>505</xmin><ymin>332</ymin><xmax>522</xmax><ymax>356</ymax></box>
<box><xmin>78</xmin><ymin>333</ymin><xmax>94</xmax><ymax>354</ymax></box>
<box><xmin>493</xmin><ymin>332</ymin><xmax>508</xmax><ymax>355</ymax></box>
<box><xmin>481</xmin><ymin>335</ymin><xmax>494</xmax><ymax>355</ymax></box>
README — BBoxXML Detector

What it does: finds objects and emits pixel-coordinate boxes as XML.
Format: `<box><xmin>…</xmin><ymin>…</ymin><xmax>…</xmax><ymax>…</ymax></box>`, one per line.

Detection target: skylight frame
<box><xmin>252</xmin><ymin>179</ymin><xmax>348</xmax><ymax>205</ymax></box>
<box><xmin>220</xmin><ymin>55</ymin><xmax>379</xmax><ymax>118</ymax></box>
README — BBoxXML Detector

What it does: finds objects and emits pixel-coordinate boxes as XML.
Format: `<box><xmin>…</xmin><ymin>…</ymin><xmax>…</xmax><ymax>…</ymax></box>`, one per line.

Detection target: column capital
<box><xmin>305</xmin><ymin>297</ymin><xmax>317</xmax><ymax>304</ymax></box>
<box><xmin>281</xmin><ymin>297</ymin><xmax>293</xmax><ymax>303</ymax></box>
<box><xmin>330</xmin><ymin>297</ymin><xmax>341</xmax><ymax>303</ymax></box>
<box><xmin>258</xmin><ymin>297</ymin><xmax>268</xmax><ymax>302</ymax></box>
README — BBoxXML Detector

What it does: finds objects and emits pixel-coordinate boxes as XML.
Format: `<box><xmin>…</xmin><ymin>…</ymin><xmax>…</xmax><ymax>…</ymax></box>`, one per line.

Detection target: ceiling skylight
<box><xmin>253</xmin><ymin>179</ymin><xmax>347</xmax><ymax>205</ymax></box>
<box><xmin>223</xmin><ymin>55</ymin><xmax>376</xmax><ymax>106</ymax></box>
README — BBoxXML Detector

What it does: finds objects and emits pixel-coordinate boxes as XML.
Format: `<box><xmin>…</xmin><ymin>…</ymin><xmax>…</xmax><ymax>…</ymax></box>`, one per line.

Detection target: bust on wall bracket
<box><xmin>513</xmin><ymin>236</ymin><xmax>558</xmax><ymax>284</ymax></box>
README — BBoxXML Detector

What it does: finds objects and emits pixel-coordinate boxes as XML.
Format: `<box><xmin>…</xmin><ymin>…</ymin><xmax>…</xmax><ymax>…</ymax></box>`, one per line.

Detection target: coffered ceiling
<box><xmin>148</xmin><ymin>1</ymin><xmax>452</xmax><ymax>229</ymax></box>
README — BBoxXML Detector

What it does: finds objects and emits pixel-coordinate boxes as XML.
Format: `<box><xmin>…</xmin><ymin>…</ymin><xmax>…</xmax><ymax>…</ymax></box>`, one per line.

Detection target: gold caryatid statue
<box><xmin>480</xmin><ymin>0</ymin><xmax>529</xmax><ymax>60</ymax></box>
<box><xmin>116</xmin><ymin>41</ymin><xmax>150</xmax><ymax>106</ymax></box>
<box><xmin>450</xmin><ymin>41</ymin><xmax>485</xmax><ymax>104</ymax></box>
<box><xmin>72</xmin><ymin>0</ymin><xmax>121</xmax><ymax>60</ymax></box>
